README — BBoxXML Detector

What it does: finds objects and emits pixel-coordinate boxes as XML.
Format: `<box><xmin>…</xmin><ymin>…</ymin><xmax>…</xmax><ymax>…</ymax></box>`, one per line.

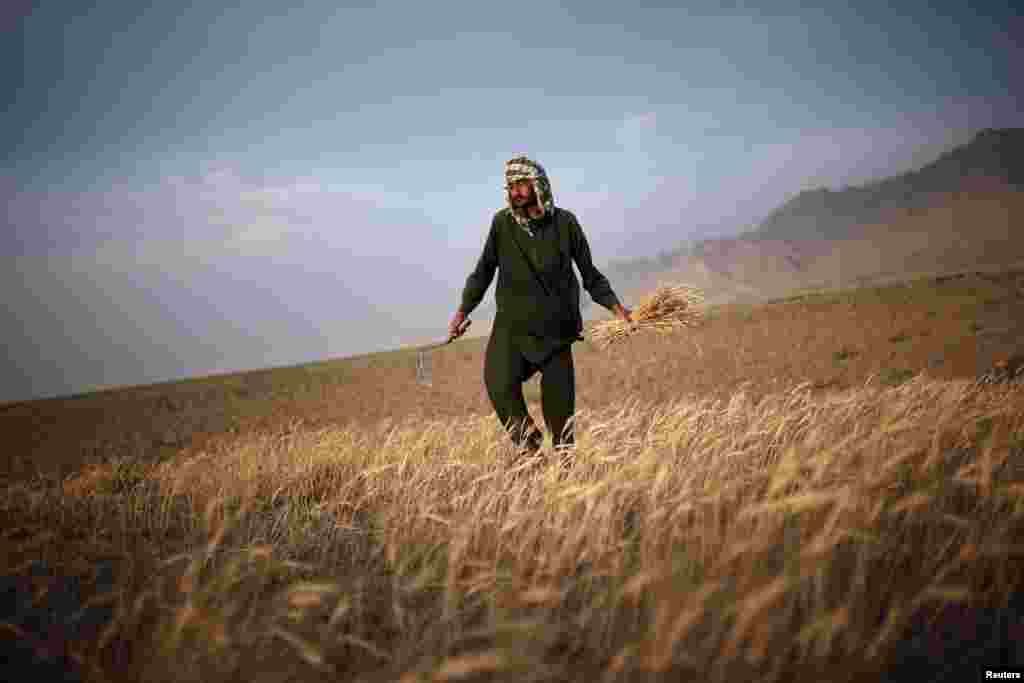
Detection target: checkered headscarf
<box><xmin>504</xmin><ymin>155</ymin><xmax>554</xmax><ymax>234</ymax></box>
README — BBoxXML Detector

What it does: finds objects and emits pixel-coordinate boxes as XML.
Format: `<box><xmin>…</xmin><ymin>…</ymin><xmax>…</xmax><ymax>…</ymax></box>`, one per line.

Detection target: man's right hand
<box><xmin>448</xmin><ymin>310</ymin><xmax>469</xmax><ymax>341</ymax></box>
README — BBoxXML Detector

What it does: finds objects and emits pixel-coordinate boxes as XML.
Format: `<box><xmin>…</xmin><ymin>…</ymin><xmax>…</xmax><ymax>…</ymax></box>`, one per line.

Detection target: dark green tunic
<box><xmin>459</xmin><ymin>207</ymin><xmax>621</xmax><ymax>362</ymax></box>
<box><xmin>459</xmin><ymin>207</ymin><xmax>621</xmax><ymax>451</ymax></box>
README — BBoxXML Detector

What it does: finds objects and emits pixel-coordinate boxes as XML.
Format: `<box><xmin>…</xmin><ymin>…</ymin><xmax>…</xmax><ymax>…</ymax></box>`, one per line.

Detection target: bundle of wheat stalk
<box><xmin>589</xmin><ymin>283</ymin><xmax>706</xmax><ymax>349</ymax></box>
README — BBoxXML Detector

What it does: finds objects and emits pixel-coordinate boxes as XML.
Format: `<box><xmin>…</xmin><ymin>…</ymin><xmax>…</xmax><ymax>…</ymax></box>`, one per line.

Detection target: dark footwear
<box><xmin>518</xmin><ymin>429</ymin><xmax>543</xmax><ymax>454</ymax></box>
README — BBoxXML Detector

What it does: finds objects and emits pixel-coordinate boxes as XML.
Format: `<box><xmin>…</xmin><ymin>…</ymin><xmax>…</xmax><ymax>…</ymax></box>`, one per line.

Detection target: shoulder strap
<box><xmin>504</xmin><ymin>209</ymin><xmax>574</xmax><ymax>298</ymax></box>
<box><xmin>556</xmin><ymin>208</ymin><xmax>572</xmax><ymax>269</ymax></box>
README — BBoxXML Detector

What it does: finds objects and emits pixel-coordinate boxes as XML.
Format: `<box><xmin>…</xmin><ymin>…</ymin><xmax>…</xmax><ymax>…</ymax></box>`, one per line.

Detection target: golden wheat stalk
<box><xmin>588</xmin><ymin>283</ymin><xmax>706</xmax><ymax>349</ymax></box>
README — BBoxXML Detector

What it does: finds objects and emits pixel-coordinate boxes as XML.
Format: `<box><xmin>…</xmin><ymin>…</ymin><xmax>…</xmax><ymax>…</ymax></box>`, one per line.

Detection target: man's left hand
<box><xmin>613</xmin><ymin>303</ymin><xmax>633</xmax><ymax>323</ymax></box>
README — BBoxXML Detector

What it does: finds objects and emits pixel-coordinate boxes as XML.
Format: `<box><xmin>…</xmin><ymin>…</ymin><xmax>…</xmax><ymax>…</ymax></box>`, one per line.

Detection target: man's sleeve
<box><xmin>567</xmin><ymin>211</ymin><xmax>622</xmax><ymax>311</ymax></box>
<box><xmin>459</xmin><ymin>214</ymin><xmax>500</xmax><ymax>315</ymax></box>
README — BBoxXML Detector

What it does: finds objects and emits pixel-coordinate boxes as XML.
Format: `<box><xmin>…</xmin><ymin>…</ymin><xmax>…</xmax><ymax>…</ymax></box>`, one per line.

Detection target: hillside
<box><xmin>749</xmin><ymin>127</ymin><xmax>1024</xmax><ymax>243</ymax></box>
<box><xmin>608</xmin><ymin>128</ymin><xmax>1024</xmax><ymax>306</ymax></box>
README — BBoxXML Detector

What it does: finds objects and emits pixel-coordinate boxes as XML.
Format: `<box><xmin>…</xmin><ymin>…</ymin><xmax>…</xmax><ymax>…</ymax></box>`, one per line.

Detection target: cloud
<box><xmin>2</xmin><ymin>167</ymin><xmax>469</xmax><ymax>401</ymax></box>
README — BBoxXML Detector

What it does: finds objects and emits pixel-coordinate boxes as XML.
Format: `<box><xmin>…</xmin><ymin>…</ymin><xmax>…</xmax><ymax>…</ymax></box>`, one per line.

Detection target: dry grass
<box><xmin>4</xmin><ymin>372</ymin><xmax>1024</xmax><ymax>681</ymax></box>
<box><xmin>588</xmin><ymin>284</ymin><xmax>706</xmax><ymax>349</ymax></box>
<box><xmin>3</xmin><ymin>269</ymin><xmax>1024</xmax><ymax>681</ymax></box>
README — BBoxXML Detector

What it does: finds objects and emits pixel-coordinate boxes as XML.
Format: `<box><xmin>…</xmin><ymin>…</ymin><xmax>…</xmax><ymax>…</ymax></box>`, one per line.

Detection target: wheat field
<box><xmin>2</xmin><ymin>269</ymin><xmax>1024</xmax><ymax>681</ymax></box>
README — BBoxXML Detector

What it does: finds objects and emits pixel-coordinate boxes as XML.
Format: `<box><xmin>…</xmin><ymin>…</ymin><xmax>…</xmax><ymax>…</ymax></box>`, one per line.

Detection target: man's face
<box><xmin>508</xmin><ymin>179</ymin><xmax>535</xmax><ymax>208</ymax></box>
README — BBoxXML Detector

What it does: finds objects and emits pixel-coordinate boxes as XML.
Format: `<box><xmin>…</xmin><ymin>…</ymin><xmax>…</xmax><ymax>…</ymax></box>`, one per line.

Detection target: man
<box><xmin>448</xmin><ymin>155</ymin><xmax>632</xmax><ymax>464</ymax></box>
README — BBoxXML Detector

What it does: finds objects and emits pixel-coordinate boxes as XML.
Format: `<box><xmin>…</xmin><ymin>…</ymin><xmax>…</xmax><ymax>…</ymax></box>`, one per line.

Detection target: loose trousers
<box><xmin>484</xmin><ymin>326</ymin><xmax>576</xmax><ymax>452</ymax></box>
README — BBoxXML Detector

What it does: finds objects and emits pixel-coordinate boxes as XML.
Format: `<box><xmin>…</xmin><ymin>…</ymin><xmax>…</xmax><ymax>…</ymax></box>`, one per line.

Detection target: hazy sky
<box><xmin>4</xmin><ymin>1</ymin><xmax>1021</xmax><ymax>402</ymax></box>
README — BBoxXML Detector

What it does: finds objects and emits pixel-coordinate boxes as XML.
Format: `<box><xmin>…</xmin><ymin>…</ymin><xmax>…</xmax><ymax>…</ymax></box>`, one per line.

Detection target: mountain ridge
<box><xmin>606</xmin><ymin>128</ymin><xmax>1024</xmax><ymax>306</ymax></box>
<box><xmin>747</xmin><ymin>127</ymin><xmax>1024</xmax><ymax>243</ymax></box>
